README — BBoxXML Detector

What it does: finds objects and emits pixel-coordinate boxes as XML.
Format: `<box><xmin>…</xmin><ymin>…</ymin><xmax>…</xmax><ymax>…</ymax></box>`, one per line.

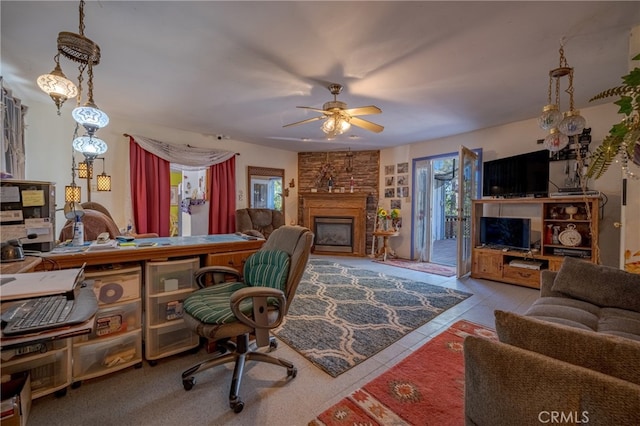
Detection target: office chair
<box><xmin>181</xmin><ymin>225</ymin><xmax>314</xmax><ymax>413</ymax></box>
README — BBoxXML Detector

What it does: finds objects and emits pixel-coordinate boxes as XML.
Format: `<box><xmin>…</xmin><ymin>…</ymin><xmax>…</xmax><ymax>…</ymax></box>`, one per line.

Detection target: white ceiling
<box><xmin>2</xmin><ymin>1</ymin><xmax>639</xmax><ymax>152</ymax></box>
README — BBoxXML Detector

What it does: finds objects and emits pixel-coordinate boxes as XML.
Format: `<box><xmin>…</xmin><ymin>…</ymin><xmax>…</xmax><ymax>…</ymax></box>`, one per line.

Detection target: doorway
<box><xmin>412</xmin><ymin>147</ymin><xmax>481</xmax><ymax>274</ymax></box>
<box><xmin>413</xmin><ymin>154</ymin><xmax>458</xmax><ymax>266</ymax></box>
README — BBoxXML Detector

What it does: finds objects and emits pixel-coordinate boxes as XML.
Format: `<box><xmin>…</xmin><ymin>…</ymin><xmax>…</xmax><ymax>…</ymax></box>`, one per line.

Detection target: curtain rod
<box><xmin>123</xmin><ymin>133</ymin><xmax>239</xmax><ymax>155</ymax></box>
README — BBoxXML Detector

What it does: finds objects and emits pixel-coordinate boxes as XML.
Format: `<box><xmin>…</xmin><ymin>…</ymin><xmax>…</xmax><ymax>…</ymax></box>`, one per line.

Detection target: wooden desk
<box><xmin>373</xmin><ymin>230</ymin><xmax>398</xmax><ymax>261</ymax></box>
<box><xmin>41</xmin><ymin>234</ymin><xmax>264</xmax><ymax>269</ymax></box>
<box><xmin>0</xmin><ymin>256</ymin><xmax>42</xmax><ymax>274</ymax></box>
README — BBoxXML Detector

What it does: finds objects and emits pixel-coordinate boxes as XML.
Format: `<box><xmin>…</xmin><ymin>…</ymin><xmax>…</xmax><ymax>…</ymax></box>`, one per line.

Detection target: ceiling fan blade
<box><xmin>342</xmin><ymin>105</ymin><xmax>382</xmax><ymax>116</ymax></box>
<box><xmin>282</xmin><ymin>115</ymin><xmax>325</xmax><ymax>128</ymax></box>
<box><xmin>297</xmin><ymin>106</ymin><xmax>329</xmax><ymax>114</ymax></box>
<box><xmin>350</xmin><ymin>116</ymin><xmax>384</xmax><ymax>133</ymax></box>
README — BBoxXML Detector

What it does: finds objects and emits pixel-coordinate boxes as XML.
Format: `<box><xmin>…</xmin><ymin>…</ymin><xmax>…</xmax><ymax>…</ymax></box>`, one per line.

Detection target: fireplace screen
<box><xmin>314</xmin><ymin>217</ymin><xmax>354</xmax><ymax>253</ymax></box>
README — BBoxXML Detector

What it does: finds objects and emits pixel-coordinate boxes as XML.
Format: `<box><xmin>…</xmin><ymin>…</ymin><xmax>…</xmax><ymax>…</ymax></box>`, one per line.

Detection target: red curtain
<box><xmin>208</xmin><ymin>156</ymin><xmax>236</xmax><ymax>234</ymax></box>
<box><xmin>129</xmin><ymin>136</ymin><xmax>171</xmax><ymax>236</ymax></box>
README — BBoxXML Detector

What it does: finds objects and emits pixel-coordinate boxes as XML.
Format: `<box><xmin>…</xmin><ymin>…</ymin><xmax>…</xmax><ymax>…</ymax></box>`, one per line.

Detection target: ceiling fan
<box><xmin>283</xmin><ymin>83</ymin><xmax>384</xmax><ymax>137</ymax></box>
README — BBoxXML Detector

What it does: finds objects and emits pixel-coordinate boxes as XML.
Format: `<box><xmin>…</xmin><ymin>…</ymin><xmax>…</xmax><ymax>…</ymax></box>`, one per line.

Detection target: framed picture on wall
<box><xmin>385</xmin><ymin>176</ymin><xmax>395</xmax><ymax>187</ymax></box>
<box><xmin>170</xmin><ymin>186</ymin><xmax>179</xmax><ymax>206</ymax></box>
<box><xmin>384</xmin><ymin>188</ymin><xmax>395</xmax><ymax>198</ymax></box>
<box><xmin>390</xmin><ymin>199</ymin><xmax>401</xmax><ymax>210</ymax></box>
<box><xmin>398</xmin><ymin>186</ymin><xmax>409</xmax><ymax>198</ymax></box>
<box><xmin>397</xmin><ymin>175</ymin><xmax>407</xmax><ymax>186</ymax></box>
<box><xmin>397</xmin><ymin>162</ymin><xmax>408</xmax><ymax>174</ymax></box>
<box><xmin>385</xmin><ymin>165</ymin><xmax>395</xmax><ymax>176</ymax></box>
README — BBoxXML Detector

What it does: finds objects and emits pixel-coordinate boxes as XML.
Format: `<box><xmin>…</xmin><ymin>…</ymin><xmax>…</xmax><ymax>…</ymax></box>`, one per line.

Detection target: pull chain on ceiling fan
<box><xmin>283</xmin><ymin>83</ymin><xmax>384</xmax><ymax>138</ymax></box>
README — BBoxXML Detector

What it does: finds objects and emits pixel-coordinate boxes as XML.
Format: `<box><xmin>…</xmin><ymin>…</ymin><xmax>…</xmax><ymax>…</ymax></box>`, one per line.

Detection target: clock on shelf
<box><xmin>559</xmin><ymin>224</ymin><xmax>582</xmax><ymax>247</ymax></box>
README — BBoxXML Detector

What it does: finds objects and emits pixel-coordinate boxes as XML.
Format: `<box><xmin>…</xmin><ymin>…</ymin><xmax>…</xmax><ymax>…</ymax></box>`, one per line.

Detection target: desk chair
<box><xmin>181</xmin><ymin>226</ymin><xmax>313</xmax><ymax>413</ymax></box>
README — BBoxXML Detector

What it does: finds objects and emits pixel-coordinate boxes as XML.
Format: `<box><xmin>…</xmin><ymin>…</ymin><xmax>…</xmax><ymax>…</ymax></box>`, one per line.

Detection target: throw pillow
<box><xmin>494</xmin><ymin>309</ymin><xmax>640</xmax><ymax>385</ymax></box>
<box><xmin>551</xmin><ymin>257</ymin><xmax>640</xmax><ymax>312</ymax></box>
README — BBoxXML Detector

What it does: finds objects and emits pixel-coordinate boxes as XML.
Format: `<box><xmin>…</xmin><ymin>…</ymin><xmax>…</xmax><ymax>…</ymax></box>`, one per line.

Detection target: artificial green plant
<box><xmin>587</xmin><ymin>53</ymin><xmax>640</xmax><ymax>179</ymax></box>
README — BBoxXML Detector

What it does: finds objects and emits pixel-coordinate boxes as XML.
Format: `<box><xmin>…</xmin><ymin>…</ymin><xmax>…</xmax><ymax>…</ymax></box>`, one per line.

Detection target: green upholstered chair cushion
<box><xmin>183</xmin><ymin>281</ymin><xmax>249</xmax><ymax>325</ymax></box>
<box><xmin>243</xmin><ymin>249</ymin><xmax>290</xmax><ymax>291</ymax></box>
<box><xmin>183</xmin><ymin>250</ymin><xmax>290</xmax><ymax>325</ymax></box>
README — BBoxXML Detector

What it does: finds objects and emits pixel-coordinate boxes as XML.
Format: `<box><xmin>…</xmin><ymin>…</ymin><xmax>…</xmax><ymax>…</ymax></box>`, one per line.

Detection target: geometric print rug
<box><xmin>309</xmin><ymin>320</ymin><xmax>497</xmax><ymax>425</ymax></box>
<box><xmin>273</xmin><ymin>260</ymin><xmax>472</xmax><ymax>377</ymax></box>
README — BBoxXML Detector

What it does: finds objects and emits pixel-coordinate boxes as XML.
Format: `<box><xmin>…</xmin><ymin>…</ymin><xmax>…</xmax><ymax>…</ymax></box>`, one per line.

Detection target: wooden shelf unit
<box><xmin>471</xmin><ymin>196</ymin><xmax>599</xmax><ymax>288</ymax></box>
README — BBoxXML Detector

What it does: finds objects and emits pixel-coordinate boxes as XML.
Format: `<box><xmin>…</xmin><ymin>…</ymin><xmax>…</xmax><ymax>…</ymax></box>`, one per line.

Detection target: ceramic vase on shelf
<box><xmin>565</xmin><ymin>205</ymin><xmax>578</xmax><ymax>220</ymax></box>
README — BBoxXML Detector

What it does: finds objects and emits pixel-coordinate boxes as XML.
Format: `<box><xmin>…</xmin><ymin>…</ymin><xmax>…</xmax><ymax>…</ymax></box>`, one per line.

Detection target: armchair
<box><xmin>181</xmin><ymin>225</ymin><xmax>314</xmax><ymax>413</ymax></box>
<box><xmin>235</xmin><ymin>208</ymin><xmax>284</xmax><ymax>239</ymax></box>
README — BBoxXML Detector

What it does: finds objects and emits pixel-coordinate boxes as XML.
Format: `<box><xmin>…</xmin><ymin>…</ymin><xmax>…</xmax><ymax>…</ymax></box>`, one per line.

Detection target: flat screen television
<box><xmin>479</xmin><ymin>217</ymin><xmax>531</xmax><ymax>250</ymax></box>
<box><xmin>482</xmin><ymin>149</ymin><xmax>550</xmax><ymax>197</ymax></box>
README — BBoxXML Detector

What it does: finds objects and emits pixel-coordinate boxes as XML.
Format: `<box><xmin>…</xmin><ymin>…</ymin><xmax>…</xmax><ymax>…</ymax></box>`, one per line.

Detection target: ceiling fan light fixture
<box><xmin>322</xmin><ymin>114</ymin><xmax>351</xmax><ymax>137</ymax></box>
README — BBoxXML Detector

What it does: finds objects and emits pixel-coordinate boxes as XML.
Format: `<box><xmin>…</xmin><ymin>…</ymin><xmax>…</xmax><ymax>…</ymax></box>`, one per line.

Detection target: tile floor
<box><xmin>28</xmin><ymin>254</ymin><xmax>539</xmax><ymax>426</ymax></box>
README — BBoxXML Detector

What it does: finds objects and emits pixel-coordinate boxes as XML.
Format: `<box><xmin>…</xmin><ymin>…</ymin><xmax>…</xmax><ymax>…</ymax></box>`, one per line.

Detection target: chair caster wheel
<box><xmin>269</xmin><ymin>339</ymin><xmax>278</xmax><ymax>352</ymax></box>
<box><xmin>231</xmin><ymin>400</ymin><xmax>244</xmax><ymax>413</ymax></box>
<box><xmin>287</xmin><ymin>367</ymin><xmax>297</xmax><ymax>378</ymax></box>
<box><xmin>183</xmin><ymin>377</ymin><xmax>195</xmax><ymax>391</ymax></box>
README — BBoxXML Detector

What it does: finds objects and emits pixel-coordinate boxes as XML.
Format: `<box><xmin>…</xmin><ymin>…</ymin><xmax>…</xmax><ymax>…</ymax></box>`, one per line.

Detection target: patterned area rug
<box><xmin>273</xmin><ymin>259</ymin><xmax>472</xmax><ymax>377</ymax></box>
<box><xmin>309</xmin><ymin>320</ymin><xmax>497</xmax><ymax>425</ymax></box>
<box><xmin>373</xmin><ymin>259</ymin><xmax>456</xmax><ymax>277</ymax></box>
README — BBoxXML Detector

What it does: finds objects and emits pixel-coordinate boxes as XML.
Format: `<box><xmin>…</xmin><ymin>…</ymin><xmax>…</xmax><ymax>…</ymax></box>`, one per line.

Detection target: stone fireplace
<box><xmin>301</xmin><ymin>192</ymin><xmax>368</xmax><ymax>256</ymax></box>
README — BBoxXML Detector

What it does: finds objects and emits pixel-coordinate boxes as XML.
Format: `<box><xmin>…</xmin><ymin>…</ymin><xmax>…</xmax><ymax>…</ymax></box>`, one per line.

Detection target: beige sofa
<box><xmin>464</xmin><ymin>257</ymin><xmax>640</xmax><ymax>425</ymax></box>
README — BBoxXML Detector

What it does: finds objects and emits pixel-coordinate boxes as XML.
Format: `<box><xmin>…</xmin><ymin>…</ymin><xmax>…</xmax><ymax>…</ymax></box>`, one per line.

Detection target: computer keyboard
<box><xmin>2</xmin><ymin>295</ymin><xmax>75</xmax><ymax>335</ymax></box>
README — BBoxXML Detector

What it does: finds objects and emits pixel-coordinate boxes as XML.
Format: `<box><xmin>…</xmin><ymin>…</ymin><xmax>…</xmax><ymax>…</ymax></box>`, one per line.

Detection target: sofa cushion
<box><xmin>525</xmin><ymin>297</ymin><xmax>640</xmax><ymax>342</ymax></box>
<box><xmin>551</xmin><ymin>257</ymin><xmax>640</xmax><ymax>312</ymax></box>
<box><xmin>495</xmin><ymin>310</ymin><xmax>640</xmax><ymax>385</ymax></box>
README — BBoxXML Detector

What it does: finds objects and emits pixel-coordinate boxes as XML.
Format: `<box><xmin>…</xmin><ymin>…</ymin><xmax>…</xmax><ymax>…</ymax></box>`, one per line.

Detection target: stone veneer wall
<box><xmin>297</xmin><ymin>150</ymin><xmax>380</xmax><ymax>254</ymax></box>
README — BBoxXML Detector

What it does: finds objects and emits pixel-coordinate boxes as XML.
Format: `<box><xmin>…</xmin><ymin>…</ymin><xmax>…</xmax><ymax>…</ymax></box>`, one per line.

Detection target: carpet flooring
<box><xmin>309</xmin><ymin>320</ymin><xmax>497</xmax><ymax>425</ymax></box>
<box><xmin>273</xmin><ymin>259</ymin><xmax>472</xmax><ymax>377</ymax></box>
<box><xmin>373</xmin><ymin>259</ymin><xmax>457</xmax><ymax>277</ymax></box>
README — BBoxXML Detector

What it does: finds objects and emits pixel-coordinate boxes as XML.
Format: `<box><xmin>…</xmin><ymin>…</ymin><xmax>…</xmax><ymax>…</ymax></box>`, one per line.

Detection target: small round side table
<box><xmin>373</xmin><ymin>230</ymin><xmax>398</xmax><ymax>261</ymax></box>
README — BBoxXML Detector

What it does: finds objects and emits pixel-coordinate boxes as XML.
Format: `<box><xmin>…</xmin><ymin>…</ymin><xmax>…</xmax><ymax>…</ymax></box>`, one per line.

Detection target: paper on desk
<box><xmin>0</xmin><ymin>267</ymin><xmax>84</xmax><ymax>301</ymax></box>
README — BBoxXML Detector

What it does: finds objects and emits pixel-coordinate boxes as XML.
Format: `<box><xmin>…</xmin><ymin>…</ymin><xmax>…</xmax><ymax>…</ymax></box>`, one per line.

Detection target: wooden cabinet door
<box><xmin>206</xmin><ymin>250</ymin><xmax>257</xmax><ymax>273</ymax></box>
<box><xmin>471</xmin><ymin>251</ymin><xmax>502</xmax><ymax>280</ymax></box>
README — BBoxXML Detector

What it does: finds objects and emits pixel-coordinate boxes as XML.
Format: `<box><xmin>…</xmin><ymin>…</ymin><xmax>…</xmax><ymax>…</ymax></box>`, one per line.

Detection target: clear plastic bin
<box><xmin>72</xmin><ymin>329</ymin><xmax>142</xmax><ymax>379</ymax></box>
<box><xmin>145</xmin><ymin>258</ymin><xmax>199</xmax><ymax>296</ymax></box>
<box><xmin>145</xmin><ymin>320</ymin><xmax>198</xmax><ymax>360</ymax></box>
<box><xmin>86</xmin><ymin>266</ymin><xmax>142</xmax><ymax>305</ymax></box>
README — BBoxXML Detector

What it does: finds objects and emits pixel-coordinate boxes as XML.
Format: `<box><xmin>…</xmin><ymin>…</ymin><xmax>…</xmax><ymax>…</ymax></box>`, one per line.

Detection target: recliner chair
<box><xmin>235</xmin><ymin>208</ymin><xmax>285</xmax><ymax>239</ymax></box>
<box><xmin>181</xmin><ymin>225</ymin><xmax>314</xmax><ymax>413</ymax></box>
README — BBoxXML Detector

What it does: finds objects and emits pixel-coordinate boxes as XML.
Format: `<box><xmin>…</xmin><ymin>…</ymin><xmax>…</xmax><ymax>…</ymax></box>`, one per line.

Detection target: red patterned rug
<box><xmin>374</xmin><ymin>259</ymin><xmax>456</xmax><ymax>277</ymax></box>
<box><xmin>309</xmin><ymin>320</ymin><xmax>496</xmax><ymax>426</ymax></box>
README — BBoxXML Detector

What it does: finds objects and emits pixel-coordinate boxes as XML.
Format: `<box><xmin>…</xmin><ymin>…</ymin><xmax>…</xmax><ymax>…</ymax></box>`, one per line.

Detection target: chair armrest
<box><xmin>230</xmin><ymin>287</ymin><xmax>286</xmax><ymax>329</ymax></box>
<box><xmin>194</xmin><ymin>266</ymin><xmax>242</xmax><ymax>289</ymax></box>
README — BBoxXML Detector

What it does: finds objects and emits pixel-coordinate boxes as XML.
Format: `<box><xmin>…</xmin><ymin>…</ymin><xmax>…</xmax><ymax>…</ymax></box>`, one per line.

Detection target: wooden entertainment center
<box><xmin>471</xmin><ymin>196</ymin><xmax>600</xmax><ymax>289</ymax></box>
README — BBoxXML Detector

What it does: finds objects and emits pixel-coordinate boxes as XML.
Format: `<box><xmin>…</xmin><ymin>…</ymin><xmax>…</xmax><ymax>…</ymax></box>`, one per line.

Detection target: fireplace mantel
<box><xmin>301</xmin><ymin>192</ymin><xmax>368</xmax><ymax>256</ymax></box>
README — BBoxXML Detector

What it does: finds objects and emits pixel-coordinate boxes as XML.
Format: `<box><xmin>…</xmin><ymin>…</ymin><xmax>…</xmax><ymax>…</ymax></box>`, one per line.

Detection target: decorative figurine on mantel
<box><xmin>328</xmin><ymin>176</ymin><xmax>334</xmax><ymax>193</ymax></box>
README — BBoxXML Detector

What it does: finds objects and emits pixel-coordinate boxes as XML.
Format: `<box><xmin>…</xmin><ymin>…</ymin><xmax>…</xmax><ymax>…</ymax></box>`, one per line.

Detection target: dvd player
<box><xmin>550</xmin><ymin>190</ymin><xmax>600</xmax><ymax>197</ymax></box>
